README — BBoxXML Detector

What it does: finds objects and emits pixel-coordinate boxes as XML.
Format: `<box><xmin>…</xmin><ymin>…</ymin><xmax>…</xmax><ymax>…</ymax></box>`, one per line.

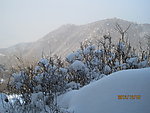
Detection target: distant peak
<box><xmin>60</xmin><ymin>24</ymin><xmax>77</xmax><ymax>28</ymax></box>
<box><xmin>103</xmin><ymin>17</ymin><xmax>129</xmax><ymax>22</ymax></box>
<box><xmin>102</xmin><ymin>17</ymin><xmax>138</xmax><ymax>24</ymax></box>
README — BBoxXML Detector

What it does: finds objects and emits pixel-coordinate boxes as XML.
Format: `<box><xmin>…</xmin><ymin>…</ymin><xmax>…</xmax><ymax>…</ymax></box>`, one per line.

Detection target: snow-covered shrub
<box><xmin>8</xmin><ymin>56</ymin><xmax>68</xmax><ymax>113</ymax></box>
<box><xmin>66</xmin><ymin>33</ymin><xmax>150</xmax><ymax>85</ymax></box>
<box><xmin>67</xmin><ymin>60</ymin><xmax>89</xmax><ymax>87</ymax></box>
<box><xmin>66</xmin><ymin>51</ymin><xmax>83</xmax><ymax>63</ymax></box>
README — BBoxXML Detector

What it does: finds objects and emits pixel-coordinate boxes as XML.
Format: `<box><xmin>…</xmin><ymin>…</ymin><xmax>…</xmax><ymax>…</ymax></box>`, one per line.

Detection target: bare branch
<box><xmin>124</xmin><ymin>24</ymin><xmax>131</xmax><ymax>33</ymax></box>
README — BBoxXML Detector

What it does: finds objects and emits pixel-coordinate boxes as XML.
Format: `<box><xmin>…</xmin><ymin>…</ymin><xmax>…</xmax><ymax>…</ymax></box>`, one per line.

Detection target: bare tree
<box><xmin>115</xmin><ymin>23</ymin><xmax>131</xmax><ymax>42</ymax></box>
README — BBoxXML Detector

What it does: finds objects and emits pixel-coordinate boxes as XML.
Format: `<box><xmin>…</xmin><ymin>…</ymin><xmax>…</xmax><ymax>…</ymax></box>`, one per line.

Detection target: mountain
<box><xmin>0</xmin><ymin>18</ymin><xmax>150</xmax><ymax>65</ymax></box>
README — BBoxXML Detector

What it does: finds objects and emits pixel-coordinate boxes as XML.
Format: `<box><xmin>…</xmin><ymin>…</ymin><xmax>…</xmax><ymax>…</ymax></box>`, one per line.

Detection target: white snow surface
<box><xmin>0</xmin><ymin>93</ymin><xmax>8</xmax><ymax>112</ymax></box>
<box><xmin>69</xmin><ymin>60</ymin><xmax>86</xmax><ymax>71</ymax></box>
<box><xmin>66</xmin><ymin>51</ymin><xmax>82</xmax><ymax>63</ymax></box>
<box><xmin>58</xmin><ymin>68</ymin><xmax>150</xmax><ymax>113</ymax></box>
<box><xmin>1</xmin><ymin>68</ymin><xmax>150</xmax><ymax>113</ymax></box>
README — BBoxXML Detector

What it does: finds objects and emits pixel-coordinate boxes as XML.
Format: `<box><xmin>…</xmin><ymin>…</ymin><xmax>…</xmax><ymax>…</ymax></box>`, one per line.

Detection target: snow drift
<box><xmin>59</xmin><ymin>68</ymin><xmax>150</xmax><ymax>113</ymax></box>
<box><xmin>1</xmin><ymin>68</ymin><xmax>150</xmax><ymax>113</ymax></box>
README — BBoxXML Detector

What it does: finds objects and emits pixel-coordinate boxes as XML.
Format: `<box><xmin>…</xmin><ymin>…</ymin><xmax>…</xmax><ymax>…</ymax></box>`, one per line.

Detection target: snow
<box><xmin>138</xmin><ymin>60</ymin><xmax>148</xmax><ymax>68</ymax></box>
<box><xmin>118</xmin><ymin>42</ymin><xmax>126</xmax><ymax>51</ymax></box>
<box><xmin>0</xmin><ymin>93</ymin><xmax>8</xmax><ymax>112</ymax></box>
<box><xmin>91</xmin><ymin>57</ymin><xmax>100</xmax><ymax>65</ymax></box>
<box><xmin>67</xmin><ymin>82</ymin><xmax>81</xmax><ymax>90</ymax></box>
<box><xmin>59</xmin><ymin>68</ymin><xmax>150</xmax><ymax>113</ymax></box>
<box><xmin>83</xmin><ymin>45</ymin><xmax>96</xmax><ymax>55</ymax></box>
<box><xmin>104</xmin><ymin>65</ymin><xmax>111</xmax><ymax>74</ymax></box>
<box><xmin>0</xmin><ymin>78</ymin><xmax>4</xmax><ymax>84</ymax></box>
<box><xmin>114</xmin><ymin>61</ymin><xmax>120</xmax><ymax>67</ymax></box>
<box><xmin>0</xmin><ymin>53</ymin><xmax>5</xmax><ymax>57</ymax></box>
<box><xmin>1</xmin><ymin>68</ymin><xmax>150</xmax><ymax>113</ymax></box>
<box><xmin>66</xmin><ymin>51</ymin><xmax>82</xmax><ymax>63</ymax></box>
<box><xmin>35</xmin><ymin>66</ymin><xmax>41</xmax><ymax>72</ymax></box>
<box><xmin>31</xmin><ymin>92</ymin><xmax>44</xmax><ymax>109</ymax></box>
<box><xmin>58</xmin><ymin>90</ymin><xmax>78</xmax><ymax>109</ymax></box>
<box><xmin>60</xmin><ymin>67</ymin><xmax>68</xmax><ymax>74</ymax></box>
<box><xmin>34</xmin><ymin>74</ymin><xmax>44</xmax><ymax>84</ymax></box>
<box><xmin>126</xmin><ymin>57</ymin><xmax>138</xmax><ymax>65</ymax></box>
<box><xmin>38</xmin><ymin>58</ymin><xmax>49</xmax><ymax>67</ymax></box>
<box><xmin>0</xmin><ymin>94</ymin><xmax>20</xmax><ymax>112</ymax></box>
<box><xmin>69</xmin><ymin>60</ymin><xmax>86</xmax><ymax>71</ymax></box>
<box><xmin>95</xmin><ymin>50</ymin><xmax>104</xmax><ymax>55</ymax></box>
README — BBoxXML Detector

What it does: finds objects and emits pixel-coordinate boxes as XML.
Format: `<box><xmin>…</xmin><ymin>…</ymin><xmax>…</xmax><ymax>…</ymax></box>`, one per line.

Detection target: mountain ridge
<box><xmin>0</xmin><ymin>18</ymin><xmax>150</xmax><ymax>65</ymax></box>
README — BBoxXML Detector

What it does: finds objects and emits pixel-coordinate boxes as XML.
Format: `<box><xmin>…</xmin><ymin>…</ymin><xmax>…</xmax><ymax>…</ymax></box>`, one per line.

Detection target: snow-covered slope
<box><xmin>1</xmin><ymin>68</ymin><xmax>150</xmax><ymax>113</ymax></box>
<box><xmin>59</xmin><ymin>68</ymin><xmax>150</xmax><ymax>113</ymax></box>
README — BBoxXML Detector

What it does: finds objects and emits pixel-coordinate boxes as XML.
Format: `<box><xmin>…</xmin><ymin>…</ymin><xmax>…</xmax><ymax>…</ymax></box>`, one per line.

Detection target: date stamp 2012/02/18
<box><xmin>117</xmin><ymin>95</ymin><xmax>141</xmax><ymax>99</ymax></box>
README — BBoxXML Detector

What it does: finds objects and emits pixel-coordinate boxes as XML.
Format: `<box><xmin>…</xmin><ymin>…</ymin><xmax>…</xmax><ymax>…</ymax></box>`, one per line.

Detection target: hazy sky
<box><xmin>0</xmin><ymin>0</ymin><xmax>150</xmax><ymax>48</ymax></box>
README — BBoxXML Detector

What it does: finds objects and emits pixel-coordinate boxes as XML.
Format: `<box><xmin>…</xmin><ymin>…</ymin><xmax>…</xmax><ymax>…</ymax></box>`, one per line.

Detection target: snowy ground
<box><xmin>1</xmin><ymin>68</ymin><xmax>150</xmax><ymax>113</ymax></box>
<box><xmin>58</xmin><ymin>68</ymin><xmax>150</xmax><ymax>113</ymax></box>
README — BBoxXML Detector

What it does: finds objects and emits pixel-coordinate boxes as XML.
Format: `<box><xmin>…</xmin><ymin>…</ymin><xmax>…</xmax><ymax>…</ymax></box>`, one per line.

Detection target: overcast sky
<box><xmin>0</xmin><ymin>0</ymin><xmax>150</xmax><ymax>48</ymax></box>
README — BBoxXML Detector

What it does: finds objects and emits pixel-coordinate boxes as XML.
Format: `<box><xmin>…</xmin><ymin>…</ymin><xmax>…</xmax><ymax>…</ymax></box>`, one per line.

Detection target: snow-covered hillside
<box><xmin>59</xmin><ymin>68</ymin><xmax>150</xmax><ymax>113</ymax></box>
